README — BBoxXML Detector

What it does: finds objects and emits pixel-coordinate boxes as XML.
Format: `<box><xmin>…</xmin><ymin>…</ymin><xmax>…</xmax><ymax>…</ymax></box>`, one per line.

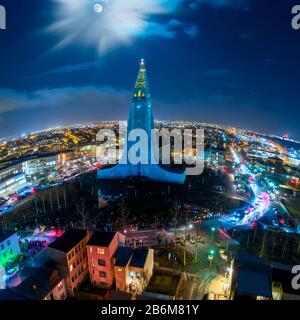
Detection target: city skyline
<box><xmin>0</xmin><ymin>0</ymin><xmax>299</xmax><ymax>139</ymax></box>
<box><xmin>1</xmin><ymin>0</ymin><xmax>300</xmax><ymax>305</ymax></box>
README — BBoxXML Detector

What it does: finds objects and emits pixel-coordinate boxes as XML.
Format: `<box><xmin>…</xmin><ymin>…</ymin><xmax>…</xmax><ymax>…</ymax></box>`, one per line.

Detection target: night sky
<box><xmin>0</xmin><ymin>0</ymin><xmax>299</xmax><ymax>139</ymax></box>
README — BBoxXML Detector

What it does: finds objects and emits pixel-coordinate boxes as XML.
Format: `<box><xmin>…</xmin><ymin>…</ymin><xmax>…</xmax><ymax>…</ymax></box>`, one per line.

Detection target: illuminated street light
<box><xmin>211</xmin><ymin>227</ymin><xmax>216</xmax><ymax>242</ymax></box>
<box><xmin>208</xmin><ymin>249</ymin><xmax>215</xmax><ymax>268</ymax></box>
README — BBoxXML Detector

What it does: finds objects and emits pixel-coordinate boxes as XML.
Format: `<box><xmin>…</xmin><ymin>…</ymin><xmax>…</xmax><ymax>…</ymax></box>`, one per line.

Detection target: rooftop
<box><xmin>21</xmin><ymin>253</ymin><xmax>62</xmax><ymax>292</ymax></box>
<box><xmin>129</xmin><ymin>248</ymin><xmax>149</xmax><ymax>268</ymax></box>
<box><xmin>0</xmin><ymin>230</ymin><xmax>16</xmax><ymax>243</ymax></box>
<box><xmin>15</xmin><ymin>275</ymin><xmax>51</xmax><ymax>300</ymax></box>
<box><xmin>87</xmin><ymin>231</ymin><xmax>116</xmax><ymax>247</ymax></box>
<box><xmin>235</xmin><ymin>254</ymin><xmax>272</xmax><ymax>298</ymax></box>
<box><xmin>48</xmin><ymin>229</ymin><xmax>87</xmax><ymax>253</ymax></box>
<box><xmin>0</xmin><ymin>288</ymin><xmax>30</xmax><ymax>301</ymax></box>
<box><xmin>114</xmin><ymin>246</ymin><xmax>134</xmax><ymax>267</ymax></box>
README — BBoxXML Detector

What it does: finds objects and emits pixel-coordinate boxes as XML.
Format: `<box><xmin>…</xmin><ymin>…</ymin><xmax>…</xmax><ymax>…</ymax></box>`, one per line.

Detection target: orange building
<box><xmin>86</xmin><ymin>231</ymin><xmax>125</xmax><ymax>288</ymax></box>
<box><xmin>114</xmin><ymin>247</ymin><xmax>154</xmax><ymax>295</ymax></box>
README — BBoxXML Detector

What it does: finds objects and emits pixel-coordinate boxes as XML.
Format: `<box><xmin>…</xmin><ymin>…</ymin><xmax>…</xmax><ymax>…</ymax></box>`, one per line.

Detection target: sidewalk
<box><xmin>206</xmin><ymin>275</ymin><xmax>230</xmax><ymax>300</ymax></box>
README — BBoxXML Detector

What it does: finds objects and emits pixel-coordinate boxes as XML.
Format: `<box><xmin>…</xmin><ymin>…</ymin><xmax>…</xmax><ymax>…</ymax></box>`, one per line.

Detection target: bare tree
<box><xmin>77</xmin><ymin>200</ymin><xmax>87</xmax><ymax>229</ymax></box>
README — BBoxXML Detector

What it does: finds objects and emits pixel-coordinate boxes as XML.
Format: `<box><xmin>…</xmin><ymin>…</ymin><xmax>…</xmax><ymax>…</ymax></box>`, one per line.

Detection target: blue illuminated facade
<box><xmin>98</xmin><ymin>60</ymin><xmax>186</xmax><ymax>184</ymax></box>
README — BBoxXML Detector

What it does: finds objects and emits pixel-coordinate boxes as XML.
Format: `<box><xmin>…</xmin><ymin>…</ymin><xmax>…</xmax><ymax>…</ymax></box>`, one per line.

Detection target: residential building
<box><xmin>46</xmin><ymin>229</ymin><xmax>89</xmax><ymax>297</ymax></box>
<box><xmin>15</xmin><ymin>270</ymin><xmax>66</xmax><ymax>300</ymax></box>
<box><xmin>229</xmin><ymin>254</ymin><xmax>273</xmax><ymax>300</ymax></box>
<box><xmin>86</xmin><ymin>231</ymin><xmax>125</xmax><ymax>288</ymax></box>
<box><xmin>17</xmin><ymin>254</ymin><xmax>67</xmax><ymax>300</ymax></box>
<box><xmin>0</xmin><ymin>231</ymin><xmax>20</xmax><ymax>266</ymax></box>
<box><xmin>114</xmin><ymin>247</ymin><xmax>154</xmax><ymax>295</ymax></box>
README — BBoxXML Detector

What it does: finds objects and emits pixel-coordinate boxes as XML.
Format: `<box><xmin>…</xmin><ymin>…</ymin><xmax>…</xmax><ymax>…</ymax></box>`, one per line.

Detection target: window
<box><xmin>57</xmin><ymin>281</ymin><xmax>64</xmax><ymax>291</ymax></box>
<box><xmin>136</xmin><ymin>272</ymin><xmax>142</xmax><ymax>279</ymax></box>
<box><xmin>117</xmin><ymin>268</ymin><xmax>123</xmax><ymax>272</ymax></box>
<box><xmin>0</xmin><ymin>244</ymin><xmax>4</xmax><ymax>250</ymax></box>
<box><xmin>97</xmin><ymin>248</ymin><xmax>105</xmax><ymax>255</ymax></box>
<box><xmin>69</xmin><ymin>265</ymin><xmax>73</xmax><ymax>272</ymax></box>
<box><xmin>98</xmin><ymin>259</ymin><xmax>105</xmax><ymax>266</ymax></box>
<box><xmin>71</xmin><ymin>277</ymin><xmax>75</xmax><ymax>283</ymax></box>
<box><xmin>99</xmin><ymin>271</ymin><xmax>106</xmax><ymax>278</ymax></box>
<box><xmin>67</xmin><ymin>253</ymin><xmax>72</xmax><ymax>261</ymax></box>
<box><xmin>6</xmin><ymin>240</ymin><xmax>10</xmax><ymax>246</ymax></box>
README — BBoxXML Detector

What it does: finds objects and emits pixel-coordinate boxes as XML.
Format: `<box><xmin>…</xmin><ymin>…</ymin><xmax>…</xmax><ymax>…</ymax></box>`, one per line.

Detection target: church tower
<box><xmin>98</xmin><ymin>59</ymin><xmax>186</xmax><ymax>184</ymax></box>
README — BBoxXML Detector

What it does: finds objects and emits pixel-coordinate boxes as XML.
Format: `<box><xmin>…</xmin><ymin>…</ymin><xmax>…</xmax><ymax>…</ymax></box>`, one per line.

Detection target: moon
<box><xmin>93</xmin><ymin>3</ymin><xmax>103</xmax><ymax>14</ymax></box>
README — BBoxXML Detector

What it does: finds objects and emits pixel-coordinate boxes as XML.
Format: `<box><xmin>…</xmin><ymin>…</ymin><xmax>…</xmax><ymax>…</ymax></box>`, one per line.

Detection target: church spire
<box><xmin>132</xmin><ymin>59</ymin><xmax>151</xmax><ymax>100</ymax></box>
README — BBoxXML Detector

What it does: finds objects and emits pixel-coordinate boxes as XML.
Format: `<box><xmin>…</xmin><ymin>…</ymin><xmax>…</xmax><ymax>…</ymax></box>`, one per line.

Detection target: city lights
<box><xmin>0</xmin><ymin>0</ymin><xmax>299</xmax><ymax>306</ymax></box>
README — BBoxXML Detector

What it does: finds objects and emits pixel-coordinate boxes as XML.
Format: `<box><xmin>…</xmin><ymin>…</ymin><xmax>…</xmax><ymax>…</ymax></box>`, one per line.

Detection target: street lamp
<box><xmin>211</xmin><ymin>227</ymin><xmax>216</xmax><ymax>242</ymax></box>
<box><xmin>208</xmin><ymin>249</ymin><xmax>215</xmax><ymax>268</ymax></box>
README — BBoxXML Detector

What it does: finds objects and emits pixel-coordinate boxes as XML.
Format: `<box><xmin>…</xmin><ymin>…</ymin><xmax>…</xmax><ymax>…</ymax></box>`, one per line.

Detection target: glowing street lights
<box><xmin>211</xmin><ymin>226</ymin><xmax>216</xmax><ymax>242</ymax></box>
<box><xmin>208</xmin><ymin>249</ymin><xmax>215</xmax><ymax>268</ymax></box>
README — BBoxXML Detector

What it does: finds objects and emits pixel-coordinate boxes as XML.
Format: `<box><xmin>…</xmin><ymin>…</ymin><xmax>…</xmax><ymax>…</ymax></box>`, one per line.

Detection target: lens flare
<box><xmin>47</xmin><ymin>0</ymin><xmax>184</xmax><ymax>55</ymax></box>
<box><xmin>93</xmin><ymin>3</ymin><xmax>103</xmax><ymax>14</ymax></box>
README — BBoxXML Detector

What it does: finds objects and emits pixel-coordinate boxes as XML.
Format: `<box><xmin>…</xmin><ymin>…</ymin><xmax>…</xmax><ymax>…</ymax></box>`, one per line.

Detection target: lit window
<box><xmin>97</xmin><ymin>248</ymin><xmax>105</xmax><ymax>255</ymax></box>
<box><xmin>69</xmin><ymin>265</ymin><xmax>73</xmax><ymax>272</ymax></box>
<box><xmin>118</xmin><ymin>268</ymin><xmax>123</xmax><ymax>272</ymax></box>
